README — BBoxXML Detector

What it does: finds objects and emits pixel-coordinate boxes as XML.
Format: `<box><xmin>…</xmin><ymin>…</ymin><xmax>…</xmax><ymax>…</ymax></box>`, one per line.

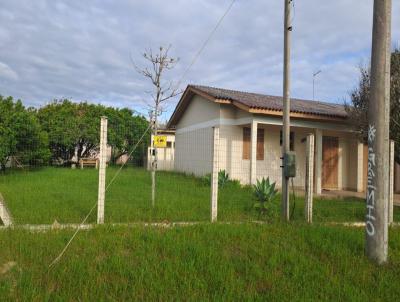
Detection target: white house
<box><xmin>167</xmin><ymin>85</ymin><xmax>385</xmax><ymax>194</ymax></box>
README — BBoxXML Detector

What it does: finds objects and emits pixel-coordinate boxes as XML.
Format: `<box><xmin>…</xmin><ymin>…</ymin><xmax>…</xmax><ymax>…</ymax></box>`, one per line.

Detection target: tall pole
<box><xmin>281</xmin><ymin>0</ymin><xmax>292</xmax><ymax>221</ymax></box>
<box><xmin>366</xmin><ymin>0</ymin><xmax>391</xmax><ymax>264</ymax></box>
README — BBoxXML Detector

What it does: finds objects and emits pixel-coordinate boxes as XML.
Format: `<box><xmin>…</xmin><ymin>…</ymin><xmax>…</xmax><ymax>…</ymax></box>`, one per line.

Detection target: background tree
<box><xmin>0</xmin><ymin>96</ymin><xmax>50</xmax><ymax>170</ymax></box>
<box><xmin>37</xmin><ymin>100</ymin><xmax>149</xmax><ymax>165</ymax></box>
<box><xmin>345</xmin><ymin>48</ymin><xmax>400</xmax><ymax>163</ymax></box>
<box><xmin>134</xmin><ymin>45</ymin><xmax>179</xmax><ymax>206</ymax></box>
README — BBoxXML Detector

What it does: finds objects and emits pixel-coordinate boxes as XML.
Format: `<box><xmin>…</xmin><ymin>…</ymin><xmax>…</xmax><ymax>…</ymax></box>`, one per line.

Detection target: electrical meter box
<box><xmin>284</xmin><ymin>152</ymin><xmax>296</xmax><ymax>178</ymax></box>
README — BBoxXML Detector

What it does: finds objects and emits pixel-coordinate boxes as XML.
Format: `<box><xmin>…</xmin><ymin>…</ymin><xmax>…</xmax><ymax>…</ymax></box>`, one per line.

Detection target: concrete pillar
<box><xmin>97</xmin><ymin>116</ymin><xmax>108</xmax><ymax>224</ymax></box>
<box><xmin>305</xmin><ymin>134</ymin><xmax>315</xmax><ymax>223</ymax></box>
<box><xmin>356</xmin><ymin>142</ymin><xmax>364</xmax><ymax>192</ymax></box>
<box><xmin>0</xmin><ymin>193</ymin><xmax>13</xmax><ymax>226</ymax></box>
<box><xmin>250</xmin><ymin>120</ymin><xmax>258</xmax><ymax>185</ymax></box>
<box><xmin>315</xmin><ymin>129</ymin><xmax>323</xmax><ymax>194</ymax></box>
<box><xmin>389</xmin><ymin>140</ymin><xmax>394</xmax><ymax>224</ymax></box>
<box><xmin>211</xmin><ymin>126</ymin><xmax>219</xmax><ymax>222</ymax></box>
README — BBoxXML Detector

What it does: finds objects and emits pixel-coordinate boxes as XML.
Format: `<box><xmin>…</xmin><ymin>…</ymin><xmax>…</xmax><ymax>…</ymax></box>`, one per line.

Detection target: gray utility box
<box><xmin>284</xmin><ymin>152</ymin><xmax>296</xmax><ymax>178</ymax></box>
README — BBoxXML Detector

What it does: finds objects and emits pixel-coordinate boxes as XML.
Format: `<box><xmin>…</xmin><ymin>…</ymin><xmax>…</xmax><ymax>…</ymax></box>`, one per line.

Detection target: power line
<box><xmin>175</xmin><ymin>0</ymin><xmax>237</xmax><ymax>90</ymax></box>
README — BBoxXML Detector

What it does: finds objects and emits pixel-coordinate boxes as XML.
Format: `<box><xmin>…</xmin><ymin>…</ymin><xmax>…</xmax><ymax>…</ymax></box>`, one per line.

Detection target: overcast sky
<box><xmin>0</xmin><ymin>0</ymin><xmax>399</xmax><ymax>120</ymax></box>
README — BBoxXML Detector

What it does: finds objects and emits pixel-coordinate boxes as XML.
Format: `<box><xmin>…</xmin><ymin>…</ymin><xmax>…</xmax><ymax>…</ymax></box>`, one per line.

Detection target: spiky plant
<box><xmin>253</xmin><ymin>177</ymin><xmax>278</xmax><ymax>219</ymax></box>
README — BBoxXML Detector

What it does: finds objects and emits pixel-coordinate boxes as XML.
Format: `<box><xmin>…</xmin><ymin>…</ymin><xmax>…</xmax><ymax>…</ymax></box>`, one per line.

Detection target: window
<box><xmin>242</xmin><ymin>127</ymin><xmax>264</xmax><ymax>160</ymax></box>
<box><xmin>243</xmin><ymin>128</ymin><xmax>250</xmax><ymax>159</ymax></box>
<box><xmin>280</xmin><ymin>131</ymin><xmax>295</xmax><ymax>151</ymax></box>
<box><xmin>166</xmin><ymin>141</ymin><xmax>172</xmax><ymax>148</ymax></box>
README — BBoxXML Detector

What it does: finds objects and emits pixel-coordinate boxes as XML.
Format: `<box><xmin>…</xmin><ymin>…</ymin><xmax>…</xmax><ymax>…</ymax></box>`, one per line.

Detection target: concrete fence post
<box><xmin>389</xmin><ymin>140</ymin><xmax>395</xmax><ymax>224</ymax></box>
<box><xmin>0</xmin><ymin>193</ymin><xmax>13</xmax><ymax>226</ymax></box>
<box><xmin>305</xmin><ymin>134</ymin><xmax>315</xmax><ymax>223</ymax></box>
<box><xmin>97</xmin><ymin>116</ymin><xmax>108</xmax><ymax>224</ymax></box>
<box><xmin>211</xmin><ymin>126</ymin><xmax>219</xmax><ymax>222</ymax></box>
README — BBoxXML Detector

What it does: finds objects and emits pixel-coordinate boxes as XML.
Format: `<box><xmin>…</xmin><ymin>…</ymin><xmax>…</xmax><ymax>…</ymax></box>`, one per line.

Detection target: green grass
<box><xmin>0</xmin><ymin>167</ymin><xmax>253</xmax><ymax>224</ymax></box>
<box><xmin>0</xmin><ymin>167</ymin><xmax>399</xmax><ymax>224</ymax></box>
<box><xmin>1</xmin><ymin>169</ymin><xmax>400</xmax><ymax>300</ymax></box>
<box><xmin>1</xmin><ymin>223</ymin><xmax>400</xmax><ymax>301</ymax></box>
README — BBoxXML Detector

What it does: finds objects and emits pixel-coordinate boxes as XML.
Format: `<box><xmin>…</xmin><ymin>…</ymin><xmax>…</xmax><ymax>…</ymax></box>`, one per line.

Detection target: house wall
<box><xmin>173</xmin><ymin>94</ymin><xmax>360</xmax><ymax>190</ymax></box>
<box><xmin>174</xmin><ymin>127</ymin><xmax>213</xmax><ymax>176</ymax></box>
<box><xmin>177</xmin><ymin>95</ymin><xmax>220</xmax><ymax>128</ymax></box>
<box><xmin>174</xmin><ymin>96</ymin><xmax>218</xmax><ymax>176</ymax></box>
<box><xmin>320</xmin><ymin>130</ymin><xmax>358</xmax><ymax>191</ymax></box>
<box><xmin>218</xmin><ymin>124</ymin><xmax>309</xmax><ymax>187</ymax></box>
<box><xmin>218</xmin><ymin>124</ymin><xmax>250</xmax><ymax>183</ymax></box>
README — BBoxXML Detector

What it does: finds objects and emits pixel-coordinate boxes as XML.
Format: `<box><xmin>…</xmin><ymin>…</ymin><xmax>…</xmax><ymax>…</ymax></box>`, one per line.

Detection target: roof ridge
<box><xmin>190</xmin><ymin>84</ymin><xmax>345</xmax><ymax>108</ymax></box>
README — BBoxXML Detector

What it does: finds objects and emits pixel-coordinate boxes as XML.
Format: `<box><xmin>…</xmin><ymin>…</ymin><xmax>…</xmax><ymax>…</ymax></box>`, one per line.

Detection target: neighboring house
<box><xmin>147</xmin><ymin>129</ymin><xmax>175</xmax><ymax>171</ymax></box>
<box><xmin>167</xmin><ymin>85</ymin><xmax>393</xmax><ymax>194</ymax></box>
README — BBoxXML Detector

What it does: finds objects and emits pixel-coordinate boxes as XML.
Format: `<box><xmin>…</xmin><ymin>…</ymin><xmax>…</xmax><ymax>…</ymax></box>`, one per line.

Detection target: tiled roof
<box><xmin>191</xmin><ymin>85</ymin><xmax>347</xmax><ymax>118</ymax></box>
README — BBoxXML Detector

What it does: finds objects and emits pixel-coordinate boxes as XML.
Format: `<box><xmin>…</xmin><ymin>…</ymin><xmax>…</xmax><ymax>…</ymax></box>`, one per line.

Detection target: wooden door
<box><xmin>322</xmin><ymin>136</ymin><xmax>339</xmax><ymax>189</ymax></box>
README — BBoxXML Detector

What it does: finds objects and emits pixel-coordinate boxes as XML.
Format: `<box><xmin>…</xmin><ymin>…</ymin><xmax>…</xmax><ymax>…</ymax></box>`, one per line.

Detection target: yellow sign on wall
<box><xmin>153</xmin><ymin>135</ymin><xmax>167</xmax><ymax>148</ymax></box>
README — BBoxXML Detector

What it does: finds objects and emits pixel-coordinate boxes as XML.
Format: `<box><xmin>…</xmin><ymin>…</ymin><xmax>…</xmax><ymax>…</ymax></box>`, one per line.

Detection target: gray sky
<box><xmin>0</xmin><ymin>0</ymin><xmax>399</xmax><ymax>119</ymax></box>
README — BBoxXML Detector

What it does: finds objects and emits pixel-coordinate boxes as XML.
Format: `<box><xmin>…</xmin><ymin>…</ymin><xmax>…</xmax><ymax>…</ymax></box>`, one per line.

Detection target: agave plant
<box><xmin>203</xmin><ymin>170</ymin><xmax>230</xmax><ymax>188</ymax></box>
<box><xmin>253</xmin><ymin>177</ymin><xmax>278</xmax><ymax>218</ymax></box>
<box><xmin>218</xmin><ymin>170</ymin><xmax>229</xmax><ymax>188</ymax></box>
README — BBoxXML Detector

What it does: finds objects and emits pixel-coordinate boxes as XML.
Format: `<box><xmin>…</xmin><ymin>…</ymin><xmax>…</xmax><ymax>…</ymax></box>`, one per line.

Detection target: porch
<box><xmin>218</xmin><ymin>115</ymin><xmax>363</xmax><ymax>194</ymax></box>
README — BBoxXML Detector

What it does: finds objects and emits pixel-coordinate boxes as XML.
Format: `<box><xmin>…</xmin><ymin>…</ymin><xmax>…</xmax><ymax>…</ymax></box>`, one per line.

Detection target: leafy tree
<box><xmin>37</xmin><ymin>100</ymin><xmax>149</xmax><ymax>165</ymax></box>
<box><xmin>345</xmin><ymin>48</ymin><xmax>400</xmax><ymax>163</ymax></box>
<box><xmin>0</xmin><ymin>96</ymin><xmax>50</xmax><ymax>170</ymax></box>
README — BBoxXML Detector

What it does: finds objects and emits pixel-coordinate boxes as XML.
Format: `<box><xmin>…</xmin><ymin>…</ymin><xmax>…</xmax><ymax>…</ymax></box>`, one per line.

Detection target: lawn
<box><xmin>1</xmin><ymin>168</ymin><xmax>400</xmax><ymax>301</ymax></box>
<box><xmin>1</xmin><ymin>223</ymin><xmax>400</xmax><ymax>301</ymax></box>
<box><xmin>0</xmin><ymin>166</ymin><xmax>399</xmax><ymax>224</ymax></box>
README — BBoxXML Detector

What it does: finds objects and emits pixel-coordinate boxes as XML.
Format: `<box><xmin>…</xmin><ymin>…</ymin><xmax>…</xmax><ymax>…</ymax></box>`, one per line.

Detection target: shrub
<box><xmin>203</xmin><ymin>170</ymin><xmax>234</xmax><ymax>188</ymax></box>
<box><xmin>253</xmin><ymin>177</ymin><xmax>278</xmax><ymax>219</ymax></box>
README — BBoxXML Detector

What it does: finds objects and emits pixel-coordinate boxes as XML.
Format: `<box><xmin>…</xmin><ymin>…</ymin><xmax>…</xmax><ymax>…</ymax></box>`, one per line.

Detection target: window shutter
<box><xmin>257</xmin><ymin>129</ymin><xmax>264</xmax><ymax>160</ymax></box>
<box><xmin>242</xmin><ymin>127</ymin><xmax>250</xmax><ymax>159</ymax></box>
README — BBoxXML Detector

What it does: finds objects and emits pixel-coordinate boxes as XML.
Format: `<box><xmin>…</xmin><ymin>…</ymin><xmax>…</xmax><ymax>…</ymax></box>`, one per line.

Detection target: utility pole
<box><xmin>312</xmin><ymin>70</ymin><xmax>322</xmax><ymax>101</ymax></box>
<box><xmin>281</xmin><ymin>0</ymin><xmax>292</xmax><ymax>221</ymax></box>
<box><xmin>366</xmin><ymin>0</ymin><xmax>391</xmax><ymax>264</ymax></box>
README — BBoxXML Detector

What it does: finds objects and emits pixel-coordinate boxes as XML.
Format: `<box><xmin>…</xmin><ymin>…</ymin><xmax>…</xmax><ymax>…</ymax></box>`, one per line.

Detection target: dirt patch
<box><xmin>0</xmin><ymin>261</ymin><xmax>17</xmax><ymax>275</ymax></box>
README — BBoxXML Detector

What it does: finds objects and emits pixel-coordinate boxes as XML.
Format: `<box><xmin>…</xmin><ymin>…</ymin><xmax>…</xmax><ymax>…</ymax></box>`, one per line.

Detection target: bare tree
<box><xmin>134</xmin><ymin>45</ymin><xmax>179</xmax><ymax>206</ymax></box>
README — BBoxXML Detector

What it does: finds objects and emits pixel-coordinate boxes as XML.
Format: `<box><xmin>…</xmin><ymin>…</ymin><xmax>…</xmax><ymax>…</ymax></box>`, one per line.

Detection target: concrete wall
<box><xmin>174</xmin><ymin>127</ymin><xmax>213</xmax><ymax>176</ymax></box>
<box><xmin>174</xmin><ymin>95</ymin><xmax>218</xmax><ymax>176</ymax></box>
<box><xmin>178</xmin><ymin>95</ymin><xmax>220</xmax><ymax>128</ymax></box>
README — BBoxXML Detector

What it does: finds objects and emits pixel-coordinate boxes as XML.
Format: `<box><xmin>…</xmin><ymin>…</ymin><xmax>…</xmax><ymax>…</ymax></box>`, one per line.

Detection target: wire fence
<box><xmin>1</xmin><ymin>114</ymin><xmax>398</xmax><ymax>227</ymax></box>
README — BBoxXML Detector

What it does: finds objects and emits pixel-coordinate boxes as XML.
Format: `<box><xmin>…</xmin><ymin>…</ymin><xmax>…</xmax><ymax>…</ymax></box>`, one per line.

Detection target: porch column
<box><xmin>356</xmin><ymin>142</ymin><xmax>364</xmax><ymax>192</ymax></box>
<box><xmin>315</xmin><ymin>129</ymin><xmax>322</xmax><ymax>194</ymax></box>
<box><xmin>250</xmin><ymin>120</ymin><xmax>258</xmax><ymax>185</ymax></box>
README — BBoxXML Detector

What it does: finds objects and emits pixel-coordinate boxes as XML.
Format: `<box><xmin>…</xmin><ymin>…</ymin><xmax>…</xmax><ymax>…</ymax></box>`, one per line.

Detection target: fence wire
<box><xmin>0</xmin><ymin>107</ymin><xmax>398</xmax><ymax>228</ymax></box>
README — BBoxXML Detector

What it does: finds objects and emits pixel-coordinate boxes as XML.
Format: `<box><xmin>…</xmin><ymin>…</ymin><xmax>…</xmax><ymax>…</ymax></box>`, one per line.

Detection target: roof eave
<box><xmin>167</xmin><ymin>85</ymin><xmax>348</xmax><ymax>128</ymax></box>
